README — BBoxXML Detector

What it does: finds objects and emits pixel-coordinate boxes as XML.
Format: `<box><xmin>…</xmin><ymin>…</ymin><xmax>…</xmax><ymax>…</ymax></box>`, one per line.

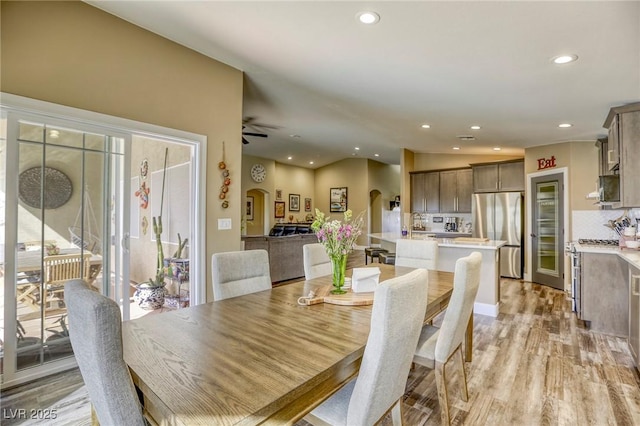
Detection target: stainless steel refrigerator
<box><xmin>472</xmin><ymin>192</ymin><xmax>524</xmax><ymax>278</ymax></box>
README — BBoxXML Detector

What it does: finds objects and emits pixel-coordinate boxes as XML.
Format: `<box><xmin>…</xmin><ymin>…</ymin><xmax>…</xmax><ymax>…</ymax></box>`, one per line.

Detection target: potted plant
<box><xmin>134</xmin><ymin>148</ymin><xmax>169</xmax><ymax>310</ymax></box>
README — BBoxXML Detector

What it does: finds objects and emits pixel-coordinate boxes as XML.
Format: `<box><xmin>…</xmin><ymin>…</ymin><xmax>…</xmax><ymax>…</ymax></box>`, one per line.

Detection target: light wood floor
<box><xmin>3</xmin><ymin>275</ymin><xmax>640</xmax><ymax>425</ymax></box>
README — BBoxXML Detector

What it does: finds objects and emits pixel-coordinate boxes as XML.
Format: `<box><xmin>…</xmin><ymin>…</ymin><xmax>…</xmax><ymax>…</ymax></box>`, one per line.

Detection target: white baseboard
<box><xmin>474</xmin><ymin>302</ymin><xmax>499</xmax><ymax>317</ymax></box>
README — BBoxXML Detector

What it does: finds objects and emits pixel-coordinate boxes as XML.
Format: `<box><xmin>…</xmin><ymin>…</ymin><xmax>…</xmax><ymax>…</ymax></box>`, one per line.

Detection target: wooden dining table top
<box><xmin>122</xmin><ymin>265</ymin><xmax>454</xmax><ymax>426</ymax></box>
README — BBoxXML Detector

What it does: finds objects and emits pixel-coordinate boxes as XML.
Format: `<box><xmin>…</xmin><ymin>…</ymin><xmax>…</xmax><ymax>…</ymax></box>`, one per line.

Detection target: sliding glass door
<box><xmin>1</xmin><ymin>111</ymin><xmax>130</xmax><ymax>386</ymax></box>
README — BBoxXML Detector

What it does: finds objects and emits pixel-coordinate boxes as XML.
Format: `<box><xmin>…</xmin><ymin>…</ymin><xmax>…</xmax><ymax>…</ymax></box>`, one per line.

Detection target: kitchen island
<box><xmin>368</xmin><ymin>232</ymin><xmax>506</xmax><ymax>317</ymax></box>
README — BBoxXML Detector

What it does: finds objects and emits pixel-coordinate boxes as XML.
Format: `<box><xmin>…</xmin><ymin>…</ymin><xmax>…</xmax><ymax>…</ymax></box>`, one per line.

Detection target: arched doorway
<box><xmin>245</xmin><ymin>189</ymin><xmax>270</xmax><ymax>236</ymax></box>
<box><xmin>370</xmin><ymin>190</ymin><xmax>383</xmax><ymax>238</ymax></box>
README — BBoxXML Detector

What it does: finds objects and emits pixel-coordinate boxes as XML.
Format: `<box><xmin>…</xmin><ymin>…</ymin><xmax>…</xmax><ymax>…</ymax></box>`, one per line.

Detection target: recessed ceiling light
<box><xmin>289</xmin><ymin>134</ymin><xmax>301</xmax><ymax>138</ymax></box>
<box><xmin>493</xmin><ymin>147</ymin><xmax>501</xmax><ymax>151</ymax></box>
<box><xmin>552</xmin><ymin>54</ymin><xmax>578</xmax><ymax>64</ymax></box>
<box><xmin>374</xmin><ymin>153</ymin><xmax>380</xmax><ymax>157</ymax></box>
<box><xmin>287</xmin><ymin>156</ymin><xmax>292</xmax><ymax>160</ymax></box>
<box><xmin>453</xmin><ymin>147</ymin><xmax>460</xmax><ymax>150</ymax></box>
<box><xmin>356</xmin><ymin>11</ymin><xmax>380</xmax><ymax>24</ymax></box>
<box><xmin>421</xmin><ymin>124</ymin><xmax>431</xmax><ymax>129</ymax></box>
<box><xmin>355</xmin><ymin>147</ymin><xmax>360</xmax><ymax>150</ymax></box>
<box><xmin>49</xmin><ymin>129</ymin><xmax>60</xmax><ymax>138</ymax></box>
<box><xmin>470</xmin><ymin>125</ymin><xmax>481</xmax><ymax>130</ymax></box>
<box><xmin>309</xmin><ymin>161</ymin><xmax>314</xmax><ymax>165</ymax></box>
<box><xmin>558</xmin><ymin>123</ymin><xmax>572</xmax><ymax>128</ymax></box>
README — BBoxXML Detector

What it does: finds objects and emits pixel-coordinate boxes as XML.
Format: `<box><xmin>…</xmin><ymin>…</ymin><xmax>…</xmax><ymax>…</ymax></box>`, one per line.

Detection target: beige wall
<box><xmin>524</xmin><ymin>140</ymin><xmax>600</xmax><ymax>285</ymax></box>
<box><xmin>129</xmin><ymin>137</ymin><xmax>191</xmax><ymax>284</ymax></box>
<box><xmin>413</xmin><ymin>153</ymin><xmax>522</xmax><ymax>171</ymax></box>
<box><xmin>367</xmin><ymin>160</ymin><xmax>401</xmax><ymax>208</ymax></box>
<box><xmin>274</xmin><ymin>162</ymin><xmax>315</xmax><ymax>223</ymax></box>
<box><xmin>2</xmin><ymin>1</ymin><xmax>243</xmax><ymax>301</ymax></box>
<box><xmin>314</xmin><ymin>158</ymin><xmax>369</xmax><ymax>245</ymax></box>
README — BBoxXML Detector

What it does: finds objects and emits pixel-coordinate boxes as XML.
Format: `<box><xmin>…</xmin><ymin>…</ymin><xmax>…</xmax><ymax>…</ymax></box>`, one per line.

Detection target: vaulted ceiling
<box><xmin>87</xmin><ymin>1</ymin><xmax>640</xmax><ymax>168</ymax></box>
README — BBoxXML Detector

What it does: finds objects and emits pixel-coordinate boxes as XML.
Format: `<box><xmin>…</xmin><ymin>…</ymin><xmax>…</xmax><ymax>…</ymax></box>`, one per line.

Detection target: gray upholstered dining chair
<box><xmin>305</xmin><ymin>268</ymin><xmax>429</xmax><ymax>426</ymax></box>
<box><xmin>211</xmin><ymin>249</ymin><xmax>272</xmax><ymax>301</ymax></box>
<box><xmin>395</xmin><ymin>238</ymin><xmax>439</xmax><ymax>270</ymax></box>
<box><xmin>64</xmin><ymin>279</ymin><xmax>147</xmax><ymax>426</ymax></box>
<box><xmin>413</xmin><ymin>251</ymin><xmax>482</xmax><ymax>425</ymax></box>
<box><xmin>303</xmin><ymin>243</ymin><xmax>332</xmax><ymax>280</ymax></box>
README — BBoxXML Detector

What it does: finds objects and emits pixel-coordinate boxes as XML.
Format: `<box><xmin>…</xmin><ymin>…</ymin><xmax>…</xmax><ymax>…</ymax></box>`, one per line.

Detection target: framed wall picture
<box><xmin>330</xmin><ymin>187</ymin><xmax>348</xmax><ymax>212</ymax></box>
<box><xmin>246</xmin><ymin>196</ymin><xmax>254</xmax><ymax>220</ymax></box>
<box><xmin>289</xmin><ymin>194</ymin><xmax>300</xmax><ymax>211</ymax></box>
<box><xmin>275</xmin><ymin>201</ymin><xmax>285</xmax><ymax>218</ymax></box>
<box><xmin>276</xmin><ymin>189</ymin><xmax>283</xmax><ymax>200</ymax></box>
<box><xmin>304</xmin><ymin>198</ymin><xmax>312</xmax><ymax>212</ymax></box>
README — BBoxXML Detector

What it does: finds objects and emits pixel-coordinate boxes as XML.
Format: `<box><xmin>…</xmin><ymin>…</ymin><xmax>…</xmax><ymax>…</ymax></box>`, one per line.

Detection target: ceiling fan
<box><xmin>242</xmin><ymin>117</ymin><xmax>277</xmax><ymax>144</ymax></box>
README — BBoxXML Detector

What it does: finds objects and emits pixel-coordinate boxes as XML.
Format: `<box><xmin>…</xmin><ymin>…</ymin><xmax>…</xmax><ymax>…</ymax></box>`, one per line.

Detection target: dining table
<box><xmin>121</xmin><ymin>264</ymin><xmax>461</xmax><ymax>426</ymax></box>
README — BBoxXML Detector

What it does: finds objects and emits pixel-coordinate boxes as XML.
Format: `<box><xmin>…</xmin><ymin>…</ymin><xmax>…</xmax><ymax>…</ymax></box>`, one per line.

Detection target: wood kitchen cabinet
<box><xmin>410</xmin><ymin>171</ymin><xmax>439</xmax><ymax>213</ymax></box>
<box><xmin>630</xmin><ymin>264</ymin><xmax>640</xmax><ymax>365</ymax></box>
<box><xmin>439</xmin><ymin>168</ymin><xmax>472</xmax><ymax>213</ymax></box>
<box><xmin>472</xmin><ymin>159</ymin><xmax>524</xmax><ymax>193</ymax></box>
<box><xmin>604</xmin><ymin>103</ymin><xmax>640</xmax><ymax>208</ymax></box>
<box><xmin>580</xmin><ymin>252</ymin><xmax>628</xmax><ymax>337</ymax></box>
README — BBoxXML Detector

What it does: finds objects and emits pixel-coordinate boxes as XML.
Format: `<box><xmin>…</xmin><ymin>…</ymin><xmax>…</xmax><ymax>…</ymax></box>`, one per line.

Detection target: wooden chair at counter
<box><xmin>211</xmin><ymin>249</ymin><xmax>272</xmax><ymax>301</ymax></box>
<box><xmin>65</xmin><ymin>279</ymin><xmax>149</xmax><ymax>426</ymax></box>
<box><xmin>305</xmin><ymin>268</ymin><xmax>429</xmax><ymax>426</ymax></box>
<box><xmin>303</xmin><ymin>243</ymin><xmax>332</xmax><ymax>280</ymax></box>
<box><xmin>395</xmin><ymin>238</ymin><xmax>439</xmax><ymax>270</ymax></box>
<box><xmin>413</xmin><ymin>251</ymin><xmax>482</xmax><ymax>425</ymax></box>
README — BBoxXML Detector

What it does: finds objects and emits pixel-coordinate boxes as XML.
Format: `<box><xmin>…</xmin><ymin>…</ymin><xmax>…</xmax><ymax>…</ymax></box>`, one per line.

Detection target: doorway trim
<box><xmin>525</xmin><ymin>166</ymin><xmax>568</xmax><ymax>288</ymax></box>
<box><xmin>1</xmin><ymin>93</ymin><xmax>207</xmax><ymax>306</ymax></box>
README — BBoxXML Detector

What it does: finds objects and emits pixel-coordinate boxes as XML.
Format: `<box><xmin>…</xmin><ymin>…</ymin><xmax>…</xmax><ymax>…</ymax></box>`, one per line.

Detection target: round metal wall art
<box><xmin>18</xmin><ymin>167</ymin><xmax>73</xmax><ymax>209</ymax></box>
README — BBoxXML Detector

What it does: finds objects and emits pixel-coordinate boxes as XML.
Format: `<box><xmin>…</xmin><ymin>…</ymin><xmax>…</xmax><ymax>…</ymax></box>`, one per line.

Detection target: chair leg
<box><xmin>390</xmin><ymin>399</ymin><xmax>403</xmax><ymax>426</ymax></box>
<box><xmin>457</xmin><ymin>345</ymin><xmax>469</xmax><ymax>402</ymax></box>
<box><xmin>435</xmin><ymin>361</ymin><xmax>451</xmax><ymax>426</ymax></box>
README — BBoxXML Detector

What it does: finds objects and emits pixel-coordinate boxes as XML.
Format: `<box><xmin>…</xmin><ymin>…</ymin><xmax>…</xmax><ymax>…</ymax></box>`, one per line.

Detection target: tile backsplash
<box><xmin>572</xmin><ymin>209</ymin><xmax>640</xmax><ymax>240</ymax></box>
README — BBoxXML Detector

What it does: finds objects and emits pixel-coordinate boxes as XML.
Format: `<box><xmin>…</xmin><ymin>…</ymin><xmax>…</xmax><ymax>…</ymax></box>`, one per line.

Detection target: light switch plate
<box><xmin>218</xmin><ymin>218</ymin><xmax>232</xmax><ymax>230</ymax></box>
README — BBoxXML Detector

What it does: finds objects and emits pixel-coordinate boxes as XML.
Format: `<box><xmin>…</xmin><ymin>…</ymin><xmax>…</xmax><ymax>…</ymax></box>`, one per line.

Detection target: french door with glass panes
<box><xmin>1</xmin><ymin>110</ymin><xmax>131</xmax><ymax>386</ymax></box>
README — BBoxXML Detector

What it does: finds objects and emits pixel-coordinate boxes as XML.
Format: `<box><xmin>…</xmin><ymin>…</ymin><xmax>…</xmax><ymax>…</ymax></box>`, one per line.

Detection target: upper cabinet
<box><xmin>472</xmin><ymin>160</ymin><xmax>524</xmax><ymax>193</ymax></box>
<box><xmin>439</xmin><ymin>168</ymin><xmax>472</xmax><ymax>213</ymax></box>
<box><xmin>604</xmin><ymin>102</ymin><xmax>640</xmax><ymax>208</ymax></box>
<box><xmin>410</xmin><ymin>171</ymin><xmax>440</xmax><ymax>213</ymax></box>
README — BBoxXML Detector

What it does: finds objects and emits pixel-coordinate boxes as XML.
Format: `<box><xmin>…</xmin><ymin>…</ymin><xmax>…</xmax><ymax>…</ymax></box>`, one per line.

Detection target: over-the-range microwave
<box><xmin>599</xmin><ymin>175</ymin><xmax>620</xmax><ymax>202</ymax></box>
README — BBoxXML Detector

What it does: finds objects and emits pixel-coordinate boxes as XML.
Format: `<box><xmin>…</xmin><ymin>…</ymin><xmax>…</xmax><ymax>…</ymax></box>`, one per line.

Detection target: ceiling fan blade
<box><xmin>242</xmin><ymin>137</ymin><xmax>250</xmax><ymax>145</ymax></box>
<box><xmin>242</xmin><ymin>132</ymin><xmax>268</xmax><ymax>138</ymax></box>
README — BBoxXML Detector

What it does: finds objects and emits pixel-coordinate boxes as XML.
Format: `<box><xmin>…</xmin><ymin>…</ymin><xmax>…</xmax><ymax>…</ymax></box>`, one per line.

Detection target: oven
<box><xmin>566</xmin><ymin>239</ymin><xmax>619</xmax><ymax>317</ymax></box>
<box><xmin>565</xmin><ymin>242</ymin><xmax>580</xmax><ymax>314</ymax></box>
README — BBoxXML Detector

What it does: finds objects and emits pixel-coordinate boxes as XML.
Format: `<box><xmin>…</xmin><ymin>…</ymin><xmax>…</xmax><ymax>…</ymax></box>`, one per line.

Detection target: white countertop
<box><xmin>368</xmin><ymin>232</ymin><xmax>506</xmax><ymax>250</ymax></box>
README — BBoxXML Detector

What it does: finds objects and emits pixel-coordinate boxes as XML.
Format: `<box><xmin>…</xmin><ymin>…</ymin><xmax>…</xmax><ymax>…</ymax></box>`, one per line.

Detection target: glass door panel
<box><xmin>531</xmin><ymin>173</ymin><xmax>564</xmax><ymax>290</ymax></box>
<box><xmin>2</xmin><ymin>113</ymin><xmax>130</xmax><ymax>385</ymax></box>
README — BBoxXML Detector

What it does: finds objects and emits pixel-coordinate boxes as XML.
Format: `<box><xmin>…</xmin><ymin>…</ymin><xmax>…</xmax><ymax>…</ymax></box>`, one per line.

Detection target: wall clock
<box><xmin>250</xmin><ymin>163</ymin><xmax>266</xmax><ymax>182</ymax></box>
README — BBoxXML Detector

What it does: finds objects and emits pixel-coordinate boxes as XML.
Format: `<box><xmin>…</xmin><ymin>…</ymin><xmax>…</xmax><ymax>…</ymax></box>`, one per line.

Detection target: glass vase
<box><xmin>331</xmin><ymin>254</ymin><xmax>348</xmax><ymax>294</ymax></box>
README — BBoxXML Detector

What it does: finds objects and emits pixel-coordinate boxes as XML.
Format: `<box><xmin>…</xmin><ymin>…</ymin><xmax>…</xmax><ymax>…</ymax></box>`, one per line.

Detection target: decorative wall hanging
<box><xmin>140</xmin><ymin>158</ymin><xmax>149</xmax><ymax>179</ymax></box>
<box><xmin>219</xmin><ymin>141</ymin><xmax>230</xmax><ymax>208</ymax></box>
<box><xmin>305</xmin><ymin>198</ymin><xmax>312</xmax><ymax>212</ymax></box>
<box><xmin>289</xmin><ymin>194</ymin><xmax>300</xmax><ymax>212</ymax></box>
<box><xmin>142</xmin><ymin>216</ymin><xmax>149</xmax><ymax>235</ymax></box>
<box><xmin>135</xmin><ymin>181</ymin><xmax>150</xmax><ymax>209</ymax></box>
<box><xmin>246</xmin><ymin>196</ymin><xmax>254</xmax><ymax>220</ymax></box>
<box><xmin>19</xmin><ymin>166</ymin><xmax>73</xmax><ymax>209</ymax></box>
<box><xmin>330</xmin><ymin>187</ymin><xmax>348</xmax><ymax>212</ymax></box>
<box><xmin>275</xmin><ymin>201</ymin><xmax>285</xmax><ymax>218</ymax></box>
